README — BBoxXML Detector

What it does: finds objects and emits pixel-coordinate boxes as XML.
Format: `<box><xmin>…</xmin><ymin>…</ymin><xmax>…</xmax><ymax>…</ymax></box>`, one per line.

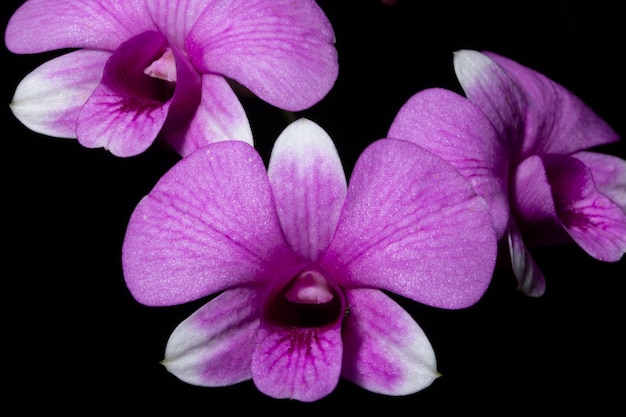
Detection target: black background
<box><xmin>3</xmin><ymin>0</ymin><xmax>624</xmax><ymax>413</ymax></box>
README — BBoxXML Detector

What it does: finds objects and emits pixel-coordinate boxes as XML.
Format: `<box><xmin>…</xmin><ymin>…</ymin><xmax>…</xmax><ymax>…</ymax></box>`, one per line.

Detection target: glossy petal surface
<box><xmin>268</xmin><ymin>119</ymin><xmax>347</xmax><ymax>261</ymax></box>
<box><xmin>342</xmin><ymin>289</ymin><xmax>439</xmax><ymax>395</ymax></box>
<box><xmin>163</xmin><ymin>287</ymin><xmax>261</xmax><ymax>386</ymax></box>
<box><xmin>322</xmin><ymin>139</ymin><xmax>497</xmax><ymax>309</ymax></box>
<box><xmin>122</xmin><ymin>141</ymin><xmax>300</xmax><ymax>306</ymax></box>
<box><xmin>10</xmin><ymin>50</ymin><xmax>108</xmax><ymax>138</ymax></box>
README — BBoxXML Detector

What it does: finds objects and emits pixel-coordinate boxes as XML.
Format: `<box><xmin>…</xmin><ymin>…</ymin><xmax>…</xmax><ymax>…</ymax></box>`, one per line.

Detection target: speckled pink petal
<box><xmin>9</xmin><ymin>50</ymin><xmax>108</xmax><ymax>138</ymax></box>
<box><xmin>122</xmin><ymin>141</ymin><xmax>300</xmax><ymax>306</ymax></box>
<box><xmin>268</xmin><ymin>119</ymin><xmax>347</xmax><ymax>261</ymax></box>
<box><xmin>163</xmin><ymin>287</ymin><xmax>260</xmax><ymax>386</ymax></box>
<box><xmin>251</xmin><ymin>320</ymin><xmax>343</xmax><ymax>402</ymax></box>
<box><xmin>572</xmin><ymin>151</ymin><xmax>626</xmax><ymax>211</ymax></box>
<box><xmin>187</xmin><ymin>0</ymin><xmax>338</xmax><ymax>111</ymax></box>
<box><xmin>322</xmin><ymin>139</ymin><xmax>498</xmax><ymax>309</ymax></box>
<box><xmin>341</xmin><ymin>289</ymin><xmax>439</xmax><ymax>395</ymax></box>
<box><xmin>388</xmin><ymin>87</ymin><xmax>510</xmax><ymax>238</ymax></box>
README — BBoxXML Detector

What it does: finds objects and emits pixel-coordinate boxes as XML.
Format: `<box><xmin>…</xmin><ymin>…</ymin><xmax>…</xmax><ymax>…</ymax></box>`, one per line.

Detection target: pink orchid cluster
<box><xmin>5</xmin><ymin>0</ymin><xmax>625</xmax><ymax>403</ymax></box>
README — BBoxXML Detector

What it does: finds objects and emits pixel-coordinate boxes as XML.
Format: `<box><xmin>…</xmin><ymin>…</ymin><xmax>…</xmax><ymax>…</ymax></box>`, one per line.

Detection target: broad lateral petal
<box><xmin>388</xmin><ymin>87</ymin><xmax>510</xmax><ymax>238</ymax></box>
<box><xmin>122</xmin><ymin>141</ymin><xmax>300</xmax><ymax>306</ymax></box>
<box><xmin>268</xmin><ymin>119</ymin><xmax>347</xmax><ymax>261</ymax></box>
<box><xmin>542</xmin><ymin>154</ymin><xmax>626</xmax><ymax>261</ymax></box>
<box><xmin>76</xmin><ymin>31</ymin><xmax>175</xmax><ymax>157</ymax></box>
<box><xmin>507</xmin><ymin>221</ymin><xmax>546</xmax><ymax>297</ymax></box>
<box><xmin>5</xmin><ymin>0</ymin><xmax>152</xmax><ymax>53</ymax></box>
<box><xmin>164</xmin><ymin>73</ymin><xmax>253</xmax><ymax>157</ymax></box>
<box><xmin>341</xmin><ymin>289</ymin><xmax>439</xmax><ymax>395</ymax></box>
<box><xmin>163</xmin><ymin>287</ymin><xmax>260</xmax><ymax>387</ymax></box>
<box><xmin>251</xmin><ymin>321</ymin><xmax>343</xmax><ymax>402</ymax></box>
<box><xmin>322</xmin><ymin>139</ymin><xmax>498</xmax><ymax>310</ymax></box>
<box><xmin>187</xmin><ymin>0</ymin><xmax>338</xmax><ymax>111</ymax></box>
<box><xmin>10</xmin><ymin>50</ymin><xmax>108</xmax><ymax>138</ymax></box>
<box><xmin>572</xmin><ymin>151</ymin><xmax>626</xmax><ymax>211</ymax></box>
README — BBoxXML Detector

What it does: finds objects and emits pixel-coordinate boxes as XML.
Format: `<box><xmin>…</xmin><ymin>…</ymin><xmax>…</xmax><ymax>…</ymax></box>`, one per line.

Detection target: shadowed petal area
<box><xmin>268</xmin><ymin>119</ymin><xmax>347</xmax><ymax>261</ymax></box>
<box><xmin>322</xmin><ymin>139</ymin><xmax>497</xmax><ymax>309</ymax></box>
<box><xmin>507</xmin><ymin>221</ymin><xmax>546</xmax><ymax>297</ymax></box>
<box><xmin>187</xmin><ymin>0</ymin><xmax>338</xmax><ymax>111</ymax></box>
<box><xmin>10</xmin><ymin>50</ymin><xmax>108</xmax><ymax>138</ymax></box>
<box><xmin>163</xmin><ymin>287</ymin><xmax>261</xmax><ymax>386</ymax></box>
<box><xmin>251</xmin><ymin>321</ymin><xmax>343</xmax><ymax>402</ymax></box>
<box><xmin>388</xmin><ymin>87</ymin><xmax>510</xmax><ymax>238</ymax></box>
<box><xmin>5</xmin><ymin>0</ymin><xmax>153</xmax><ymax>53</ymax></box>
<box><xmin>542</xmin><ymin>154</ymin><xmax>626</xmax><ymax>261</ymax></box>
<box><xmin>76</xmin><ymin>31</ymin><xmax>174</xmax><ymax>156</ymax></box>
<box><xmin>341</xmin><ymin>289</ymin><xmax>439</xmax><ymax>395</ymax></box>
<box><xmin>573</xmin><ymin>151</ymin><xmax>626</xmax><ymax>211</ymax></box>
<box><xmin>164</xmin><ymin>73</ymin><xmax>253</xmax><ymax>157</ymax></box>
<box><xmin>122</xmin><ymin>141</ymin><xmax>300</xmax><ymax>306</ymax></box>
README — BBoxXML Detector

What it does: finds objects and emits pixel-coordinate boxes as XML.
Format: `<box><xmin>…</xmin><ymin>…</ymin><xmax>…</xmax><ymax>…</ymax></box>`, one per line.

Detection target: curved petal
<box><xmin>322</xmin><ymin>139</ymin><xmax>498</xmax><ymax>310</ymax></box>
<box><xmin>454</xmin><ymin>50</ymin><xmax>619</xmax><ymax>158</ymax></box>
<box><xmin>388</xmin><ymin>87</ymin><xmax>510</xmax><ymax>238</ymax></box>
<box><xmin>122</xmin><ymin>141</ymin><xmax>301</xmax><ymax>306</ymax></box>
<box><xmin>145</xmin><ymin>0</ymin><xmax>214</xmax><ymax>48</ymax></box>
<box><xmin>163</xmin><ymin>287</ymin><xmax>261</xmax><ymax>386</ymax></box>
<box><xmin>251</xmin><ymin>319</ymin><xmax>343</xmax><ymax>402</ymax></box>
<box><xmin>187</xmin><ymin>0</ymin><xmax>338</xmax><ymax>111</ymax></box>
<box><xmin>5</xmin><ymin>0</ymin><xmax>153</xmax><ymax>53</ymax></box>
<box><xmin>341</xmin><ymin>289</ymin><xmax>439</xmax><ymax>395</ymax></box>
<box><xmin>542</xmin><ymin>154</ymin><xmax>626</xmax><ymax>261</ymax></box>
<box><xmin>76</xmin><ymin>31</ymin><xmax>174</xmax><ymax>156</ymax></box>
<box><xmin>267</xmin><ymin>119</ymin><xmax>347</xmax><ymax>261</ymax></box>
<box><xmin>507</xmin><ymin>221</ymin><xmax>546</xmax><ymax>297</ymax></box>
<box><xmin>164</xmin><ymin>74</ymin><xmax>253</xmax><ymax>157</ymax></box>
<box><xmin>9</xmin><ymin>50</ymin><xmax>108</xmax><ymax>138</ymax></box>
<box><xmin>573</xmin><ymin>151</ymin><xmax>626</xmax><ymax>211</ymax></box>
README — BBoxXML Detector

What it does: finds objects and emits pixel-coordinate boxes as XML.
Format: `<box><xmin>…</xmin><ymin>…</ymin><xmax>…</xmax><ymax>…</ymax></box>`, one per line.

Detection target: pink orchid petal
<box><xmin>267</xmin><ymin>119</ymin><xmax>347</xmax><ymax>261</ymax></box>
<box><xmin>542</xmin><ymin>154</ymin><xmax>626</xmax><ymax>262</ymax></box>
<box><xmin>76</xmin><ymin>31</ymin><xmax>175</xmax><ymax>157</ymax></box>
<box><xmin>454</xmin><ymin>50</ymin><xmax>620</xmax><ymax>158</ymax></box>
<box><xmin>511</xmin><ymin>155</ymin><xmax>562</xmax><ymax>246</ymax></box>
<box><xmin>5</xmin><ymin>0</ymin><xmax>153</xmax><ymax>53</ymax></box>
<box><xmin>164</xmin><ymin>73</ymin><xmax>253</xmax><ymax>157</ymax></box>
<box><xmin>122</xmin><ymin>141</ymin><xmax>300</xmax><ymax>306</ymax></box>
<box><xmin>163</xmin><ymin>287</ymin><xmax>260</xmax><ymax>386</ymax></box>
<box><xmin>187</xmin><ymin>0</ymin><xmax>338</xmax><ymax>111</ymax></box>
<box><xmin>251</xmin><ymin>321</ymin><xmax>343</xmax><ymax>402</ymax></box>
<box><xmin>573</xmin><ymin>151</ymin><xmax>626</xmax><ymax>211</ymax></box>
<box><xmin>322</xmin><ymin>139</ymin><xmax>498</xmax><ymax>309</ymax></box>
<box><xmin>341</xmin><ymin>289</ymin><xmax>439</xmax><ymax>395</ymax></box>
<box><xmin>9</xmin><ymin>50</ymin><xmax>108</xmax><ymax>138</ymax></box>
<box><xmin>507</xmin><ymin>221</ymin><xmax>546</xmax><ymax>297</ymax></box>
<box><xmin>388</xmin><ymin>87</ymin><xmax>510</xmax><ymax>238</ymax></box>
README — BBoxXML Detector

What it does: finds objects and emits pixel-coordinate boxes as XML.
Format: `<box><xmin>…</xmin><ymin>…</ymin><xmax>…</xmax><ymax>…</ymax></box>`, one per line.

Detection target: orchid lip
<box><xmin>266</xmin><ymin>268</ymin><xmax>345</xmax><ymax>328</ymax></box>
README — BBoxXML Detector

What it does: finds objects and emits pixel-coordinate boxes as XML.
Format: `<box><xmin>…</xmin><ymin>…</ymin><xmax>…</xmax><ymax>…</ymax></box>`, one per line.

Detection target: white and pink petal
<box><xmin>268</xmin><ymin>119</ymin><xmax>347</xmax><ymax>261</ymax></box>
<box><xmin>163</xmin><ymin>287</ymin><xmax>261</xmax><ymax>387</ymax></box>
<box><xmin>10</xmin><ymin>50</ymin><xmax>108</xmax><ymax>138</ymax></box>
<box><xmin>341</xmin><ymin>289</ymin><xmax>439</xmax><ymax>395</ymax></box>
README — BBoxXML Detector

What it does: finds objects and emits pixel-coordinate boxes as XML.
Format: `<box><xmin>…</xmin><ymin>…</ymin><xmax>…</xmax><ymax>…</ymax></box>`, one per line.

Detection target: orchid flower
<box><xmin>388</xmin><ymin>50</ymin><xmax>626</xmax><ymax>297</ymax></box>
<box><xmin>122</xmin><ymin>118</ymin><xmax>498</xmax><ymax>401</ymax></box>
<box><xmin>4</xmin><ymin>0</ymin><xmax>338</xmax><ymax>157</ymax></box>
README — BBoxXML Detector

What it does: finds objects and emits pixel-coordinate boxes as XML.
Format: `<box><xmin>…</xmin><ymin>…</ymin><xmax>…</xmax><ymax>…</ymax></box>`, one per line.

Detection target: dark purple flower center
<box><xmin>267</xmin><ymin>270</ymin><xmax>343</xmax><ymax>328</ymax></box>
